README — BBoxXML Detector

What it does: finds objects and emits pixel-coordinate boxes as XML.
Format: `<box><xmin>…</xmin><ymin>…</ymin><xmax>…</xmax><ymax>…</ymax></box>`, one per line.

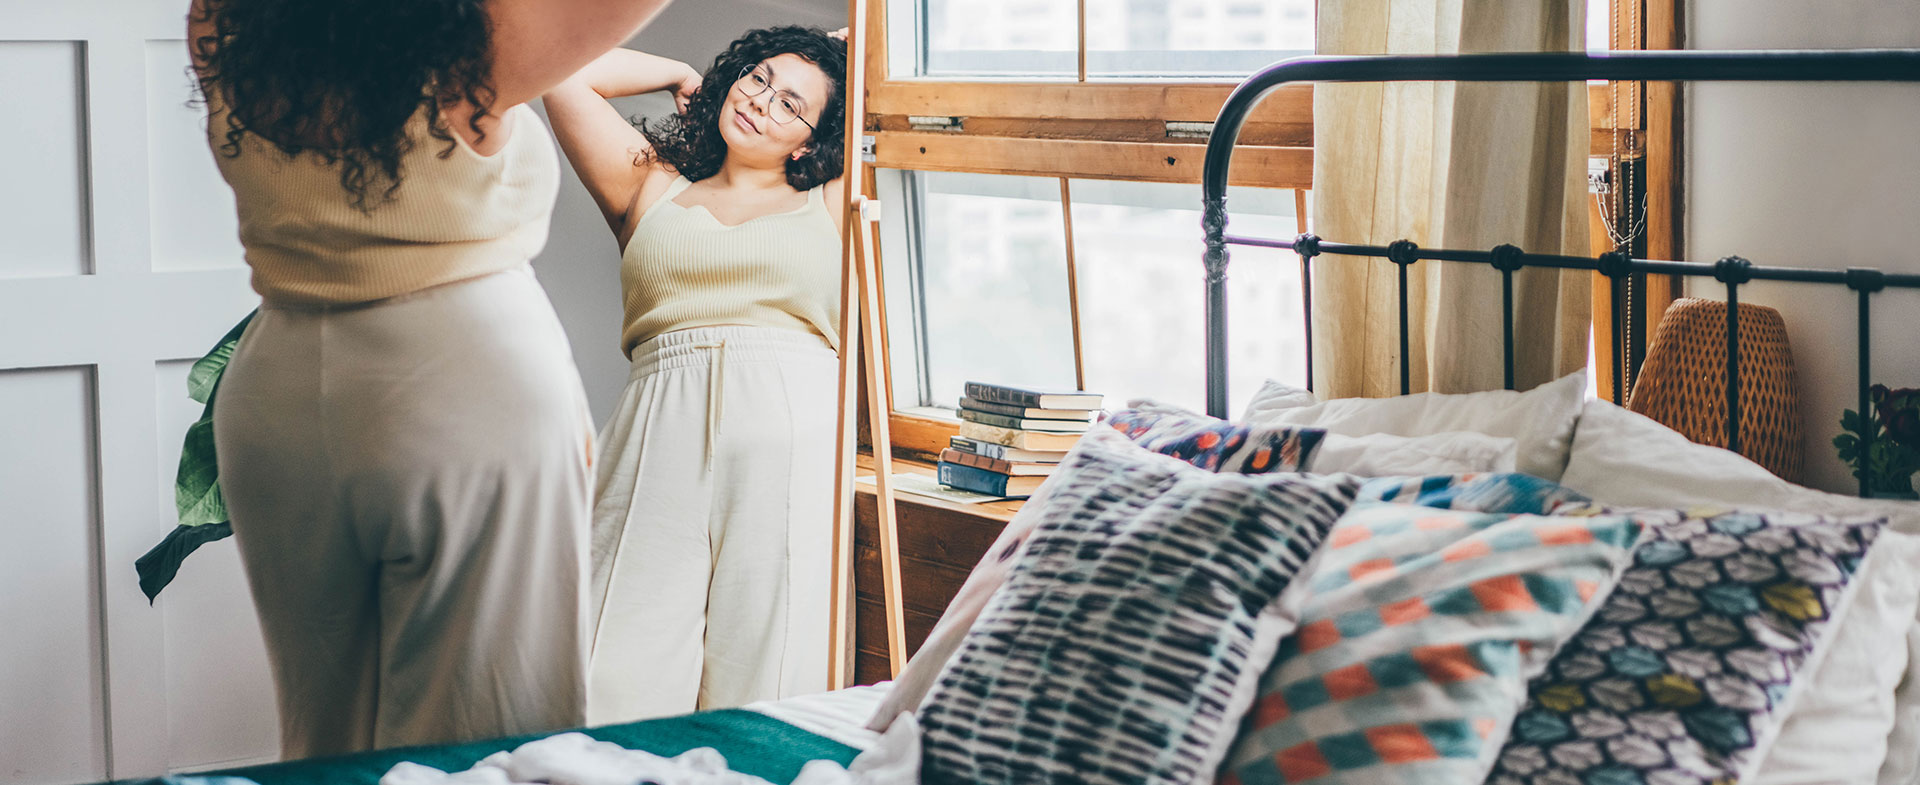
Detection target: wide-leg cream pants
<box><xmin>586</xmin><ymin>325</ymin><xmax>837</xmax><ymax>725</ymax></box>
<box><xmin>214</xmin><ymin>266</ymin><xmax>595</xmax><ymax>759</ymax></box>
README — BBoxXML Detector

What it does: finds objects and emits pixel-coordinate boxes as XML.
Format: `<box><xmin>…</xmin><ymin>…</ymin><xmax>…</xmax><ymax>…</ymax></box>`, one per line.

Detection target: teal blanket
<box><xmin>197</xmin><ymin>709</ymin><xmax>856</xmax><ymax>785</ymax></box>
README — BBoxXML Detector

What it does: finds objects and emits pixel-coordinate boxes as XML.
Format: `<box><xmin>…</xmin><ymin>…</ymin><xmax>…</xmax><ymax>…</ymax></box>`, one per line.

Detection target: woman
<box><xmin>541</xmin><ymin>26</ymin><xmax>848</xmax><ymax>723</ymax></box>
<box><xmin>189</xmin><ymin>0</ymin><xmax>674</xmax><ymax>758</ymax></box>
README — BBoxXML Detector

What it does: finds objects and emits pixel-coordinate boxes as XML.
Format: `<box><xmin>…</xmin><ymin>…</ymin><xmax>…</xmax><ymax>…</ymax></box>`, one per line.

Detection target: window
<box><xmin>900</xmin><ymin>0</ymin><xmax>1315</xmax><ymax>79</ymax></box>
<box><xmin>913</xmin><ymin>0</ymin><xmax>1077</xmax><ymax>77</ymax></box>
<box><xmin>858</xmin><ymin>0</ymin><xmax>1650</xmax><ymax>454</ymax></box>
<box><xmin>877</xmin><ymin>172</ymin><xmax>1077</xmax><ymax>411</ymax></box>
<box><xmin>1068</xmin><ymin>180</ymin><xmax>1306</xmax><ymax>413</ymax></box>
<box><xmin>1084</xmin><ymin>0</ymin><xmax>1313</xmax><ymax>78</ymax></box>
<box><xmin>878</xmin><ymin>170</ymin><xmax>1307</xmax><ymax>420</ymax></box>
<box><xmin>861</xmin><ymin>0</ymin><xmax>1316</xmax><ymax>456</ymax></box>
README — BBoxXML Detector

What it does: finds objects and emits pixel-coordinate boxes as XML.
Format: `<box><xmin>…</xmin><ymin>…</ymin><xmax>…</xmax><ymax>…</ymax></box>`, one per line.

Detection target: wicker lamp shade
<box><xmin>1627</xmin><ymin>297</ymin><xmax>1802</xmax><ymax>482</ymax></box>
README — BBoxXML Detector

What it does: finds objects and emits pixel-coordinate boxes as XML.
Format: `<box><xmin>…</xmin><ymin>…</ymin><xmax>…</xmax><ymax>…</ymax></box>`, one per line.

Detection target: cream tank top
<box><xmin>619</xmin><ymin>175</ymin><xmax>843</xmax><ymax>358</ymax></box>
<box><xmin>208</xmin><ymin>93</ymin><xmax>560</xmax><ymax>305</ymax></box>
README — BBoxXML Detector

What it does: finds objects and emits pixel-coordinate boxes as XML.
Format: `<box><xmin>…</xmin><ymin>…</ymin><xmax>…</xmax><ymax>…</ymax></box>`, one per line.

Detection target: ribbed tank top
<box><xmin>207</xmin><ymin>93</ymin><xmax>560</xmax><ymax>305</ymax></box>
<box><xmin>620</xmin><ymin>175</ymin><xmax>843</xmax><ymax>357</ymax></box>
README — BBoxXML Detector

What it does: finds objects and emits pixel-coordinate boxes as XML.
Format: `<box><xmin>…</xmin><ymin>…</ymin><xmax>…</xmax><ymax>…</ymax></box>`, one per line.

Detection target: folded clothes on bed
<box><xmin>377</xmin><ymin>715</ymin><xmax>919</xmax><ymax>785</ymax></box>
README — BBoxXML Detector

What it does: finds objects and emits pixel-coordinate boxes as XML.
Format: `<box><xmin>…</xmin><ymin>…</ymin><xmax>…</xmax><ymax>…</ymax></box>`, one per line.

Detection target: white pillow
<box><xmin>1309</xmin><ymin>430</ymin><xmax>1518</xmax><ymax>475</ymax></box>
<box><xmin>1239</xmin><ymin>369</ymin><xmax>1587</xmax><ymax>481</ymax></box>
<box><xmin>1559</xmin><ymin>398</ymin><xmax>1920</xmax><ymax>533</ymax></box>
<box><xmin>1755</xmin><ymin>533</ymin><xmax>1920</xmax><ymax>785</ymax></box>
<box><xmin>1562</xmin><ymin>398</ymin><xmax>1920</xmax><ymax>785</ymax></box>
<box><xmin>1881</xmin><ymin>621</ymin><xmax>1920</xmax><ymax>785</ymax></box>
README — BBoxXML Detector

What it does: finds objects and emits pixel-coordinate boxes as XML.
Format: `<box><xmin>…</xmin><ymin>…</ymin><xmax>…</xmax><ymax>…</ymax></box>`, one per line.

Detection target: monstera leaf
<box><xmin>135</xmin><ymin>310</ymin><xmax>255</xmax><ymax>602</ymax></box>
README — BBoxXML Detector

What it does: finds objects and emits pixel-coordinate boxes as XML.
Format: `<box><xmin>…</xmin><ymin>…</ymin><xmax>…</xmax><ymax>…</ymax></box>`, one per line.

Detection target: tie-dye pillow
<box><xmin>1220</xmin><ymin>502</ymin><xmax>1644</xmax><ymax>785</ymax></box>
<box><xmin>1360</xmin><ymin>473</ymin><xmax>1593</xmax><ymax>515</ymax></box>
<box><xmin>1486</xmin><ymin>505</ymin><xmax>1885</xmax><ymax>785</ymax></box>
<box><xmin>1105</xmin><ymin>406</ymin><xmax>1326</xmax><ymax>474</ymax></box>
<box><xmin>919</xmin><ymin>427</ymin><xmax>1360</xmax><ymax>785</ymax></box>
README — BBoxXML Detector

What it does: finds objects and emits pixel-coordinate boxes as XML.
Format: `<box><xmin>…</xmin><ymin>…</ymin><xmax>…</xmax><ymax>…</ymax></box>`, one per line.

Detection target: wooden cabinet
<box><xmin>850</xmin><ymin>472</ymin><xmax>1017</xmax><ymax>685</ymax></box>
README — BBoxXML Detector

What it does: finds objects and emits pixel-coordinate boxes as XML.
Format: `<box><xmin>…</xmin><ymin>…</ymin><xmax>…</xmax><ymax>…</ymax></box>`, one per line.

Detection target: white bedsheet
<box><xmin>745</xmin><ymin>683</ymin><xmax>892</xmax><ymax>752</ymax></box>
<box><xmin>379</xmin><ymin>684</ymin><xmax>916</xmax><ymax>785</ymax></box>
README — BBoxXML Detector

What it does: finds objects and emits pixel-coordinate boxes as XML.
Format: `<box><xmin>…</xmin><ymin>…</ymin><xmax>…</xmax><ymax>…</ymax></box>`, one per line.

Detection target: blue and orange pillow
<box><xmin>1220</xmin><ymin>502</ymin><xmax>1644</xmax><ymax>785</ymax></box>
<box><xmin>1104</xmin><ymin>406</ymin><xmax>1325</xmax><ymax>474</ymax></box>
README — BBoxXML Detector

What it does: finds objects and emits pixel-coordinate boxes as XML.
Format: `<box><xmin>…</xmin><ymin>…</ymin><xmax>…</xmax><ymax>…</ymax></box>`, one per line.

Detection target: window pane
<box><xmin>1069</xmin><ymin>180</ymin><xmax>1306</xmax><ymax>415</ymax></box>
<box><xmin>913</xmin><ymin>0</ymin><xmax>1078</xmax><ymax>78</ymax></box>
<box><xmin>1587</xmin><ymin>0</ymin><xmax>1612</xmax><ymax>52</ymax></box>
<box><xmin>1086</xmin><ymin>0</ymin><xmax>1314</xmax><ymax>78</ymax></box>
<box><xmin>878</xmin><ymin>170</ymin><xmax>1078</xmax><ymax>411</ymax></box>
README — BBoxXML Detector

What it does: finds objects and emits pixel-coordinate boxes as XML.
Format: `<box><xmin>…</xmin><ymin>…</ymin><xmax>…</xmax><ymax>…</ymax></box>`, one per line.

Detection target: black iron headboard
<box><xmin>1199</xmin><ymin>49</ymin><xmax>1920</xmax><ymax>496</ymax></box>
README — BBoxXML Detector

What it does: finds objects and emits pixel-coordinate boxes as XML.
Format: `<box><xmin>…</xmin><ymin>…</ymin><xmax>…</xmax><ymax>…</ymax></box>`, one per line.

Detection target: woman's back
<box><xmin>208</xmin><ymin>94</ymin><xmax>559</xmax><ymax>305</ymax></box>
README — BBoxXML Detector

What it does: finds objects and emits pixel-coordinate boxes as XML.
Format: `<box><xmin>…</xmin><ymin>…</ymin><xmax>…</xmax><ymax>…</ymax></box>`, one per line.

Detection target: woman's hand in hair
<box><xmin>672</xmin><ymin>67</ymin><xmax>701</xmax><ymax>114</ymax></box>
<box><xmin>828</xmin><ymin>27</ymin><xmax>848</xmax><ymax>41</ymax></box>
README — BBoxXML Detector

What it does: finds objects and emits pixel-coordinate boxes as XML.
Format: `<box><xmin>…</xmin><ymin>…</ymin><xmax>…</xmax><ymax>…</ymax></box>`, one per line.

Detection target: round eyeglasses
<box><xmin>735</xmin><ymin>64</ymin><xmax>815</xmax><ymax>130</ymax></box>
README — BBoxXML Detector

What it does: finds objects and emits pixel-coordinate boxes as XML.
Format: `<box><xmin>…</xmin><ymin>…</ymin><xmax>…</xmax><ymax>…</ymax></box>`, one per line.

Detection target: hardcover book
<box><xmin>962</xmin><ymin>381</ymin><xmax>1103</xmax><ymax>411</ymax></box>
<box><xmin>937</xmin><ymin>461</ymin><xmax>1045</xmax><ymax>498</ymax></box>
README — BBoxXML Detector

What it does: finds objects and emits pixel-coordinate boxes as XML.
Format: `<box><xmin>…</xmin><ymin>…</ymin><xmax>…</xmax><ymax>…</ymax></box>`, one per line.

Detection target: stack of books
<box><xmin>937</xmin><ymin>381</ymin><xmax>1105</xmax><ymax>499</ymax></box>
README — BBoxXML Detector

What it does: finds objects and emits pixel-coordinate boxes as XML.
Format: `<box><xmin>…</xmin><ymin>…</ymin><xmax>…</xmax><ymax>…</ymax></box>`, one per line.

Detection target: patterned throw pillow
<box><xmin>918</xmin><ymin>427</ymin><xmax>1360</xmax><ymax>785</ymax></box>
<box><xmin>1220</xmin><ymin>502</ymin><xmax>1644</xmax><ymax>785</ymax></box>
<box><xmin>1487</xmin><ymin>505</ymin><xmax>1885</xmax><ymax>785</ymax></box>
<box><xmin>1360</xmin><ymin>473</ymin><xmax>1593</xmax><ymax>515</ymax></box>
<box><xmin>1105</xmin><ymin>406</ymin><xmax>1326</xmax><ymax>474</ymax></box>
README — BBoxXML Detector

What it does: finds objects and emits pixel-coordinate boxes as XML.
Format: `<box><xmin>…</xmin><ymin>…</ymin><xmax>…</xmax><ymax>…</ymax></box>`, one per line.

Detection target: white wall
<box><xmin>1687</xmin><ymin>1</ymin><xmax>1920</xmax><ymax>493</ymax></box>
<box><xmin>537</xmin><ymin>0</ymin><xmax>847</xmax><ymax>423</ymax></box>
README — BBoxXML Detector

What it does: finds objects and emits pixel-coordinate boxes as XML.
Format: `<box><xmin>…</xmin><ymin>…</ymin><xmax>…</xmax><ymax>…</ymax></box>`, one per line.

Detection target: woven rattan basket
<box><xmin>1627</xmin><ymin>297</ymin><xmax>1802</xmax><ymax>482</ymax></box>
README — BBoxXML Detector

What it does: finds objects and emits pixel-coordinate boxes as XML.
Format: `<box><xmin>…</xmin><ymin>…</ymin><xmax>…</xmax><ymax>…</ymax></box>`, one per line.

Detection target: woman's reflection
<box><xmin>542</xmin><ymin>25</ymin><xmax>850</xmax><ymax>724</ymax></box>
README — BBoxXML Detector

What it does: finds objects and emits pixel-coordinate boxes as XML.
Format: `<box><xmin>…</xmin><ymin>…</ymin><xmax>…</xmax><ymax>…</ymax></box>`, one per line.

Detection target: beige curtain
<box><xmin>1311</xmin><ymin>0</ymin><xmax>1591</xmax><ymax>397</ymax></box>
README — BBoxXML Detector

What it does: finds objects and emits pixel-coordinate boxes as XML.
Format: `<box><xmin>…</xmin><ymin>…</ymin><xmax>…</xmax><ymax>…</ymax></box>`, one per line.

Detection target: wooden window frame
<box><xmin>860</xmin><ymin>1</ymin><xmax>1662</xmax><ymax>456</ymax></box>
<box><xmin>1591</xmin><ymin>0</ymin><xmax>1684</xmax><ymax>403</ymax></box>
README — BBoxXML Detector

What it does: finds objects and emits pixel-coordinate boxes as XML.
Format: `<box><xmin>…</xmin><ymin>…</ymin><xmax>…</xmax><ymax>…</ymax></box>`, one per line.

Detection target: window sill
<box><xmin>854</xmin><ymin>448</ymin><xmax>1024</xmax><ymax>523</ymax></box>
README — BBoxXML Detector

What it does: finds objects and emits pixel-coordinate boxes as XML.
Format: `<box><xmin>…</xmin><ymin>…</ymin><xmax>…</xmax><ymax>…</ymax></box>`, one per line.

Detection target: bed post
<box><xmin>1846</xmin><ymin>267</ymin><xmax>1885</xmax><ymax>496</ymax></box>
<box><xmin>1203</xmin><ymin>197</ymin><xmax>1230</xmax><ymax>419</ymax></box>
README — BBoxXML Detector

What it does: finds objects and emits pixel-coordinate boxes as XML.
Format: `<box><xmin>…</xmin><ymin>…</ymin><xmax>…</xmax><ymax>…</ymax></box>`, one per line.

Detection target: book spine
<box><xmin>941</xmin><ymin>448</ymin><xmax>1013</xmax><ymax>475</ymax></box>
<box><xmin>964</xmin><ymin>382</ymin><xmax>1042</xmax><ymax>408</ymax></box>
<box><xmin>957</xmin><ymin>409</ymin><xmax>1028</xmax><ymax>430</ymax></box>
<box><xmin>956</xmin><ymin>397</ymin><xmax>1026</xmax><ymax>418</ymax></box>
<box><xmin>938</xmin><ymin>462</ymin><xmax>1010</xmax><ymax>496</ymax></box>
<box><xmin>948</xmin><ymin>436</ymin><xmax>1011</xmax><ymax>460</ymax></box>
<box><xmin>960</xmin><ymin>421</ymin><xmax>1078</xmax><ymax>451</ymax></box>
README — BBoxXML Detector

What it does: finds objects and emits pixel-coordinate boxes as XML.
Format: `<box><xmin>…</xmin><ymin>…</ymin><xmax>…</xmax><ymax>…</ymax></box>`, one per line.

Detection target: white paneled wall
<box><xmin>0</xmin><ymin>368</ymin><xmax>107</xmax><ymax>785</ymax></box>
<box><xmin>0</xmin><ymin>41</ymin><xmax>90</xmax><ymax>279</ymax></box>
<box><xmin>0</xmin><ymin>3</ymin><xmax>269</xmax><ymax>782</ymax></box>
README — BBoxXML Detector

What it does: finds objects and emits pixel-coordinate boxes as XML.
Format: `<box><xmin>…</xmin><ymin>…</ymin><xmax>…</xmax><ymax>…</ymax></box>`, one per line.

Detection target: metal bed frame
<box><xmin>1200</xmin><ymin>50</ymin><xmax>1920</xmax><ymax>496</ymax></box>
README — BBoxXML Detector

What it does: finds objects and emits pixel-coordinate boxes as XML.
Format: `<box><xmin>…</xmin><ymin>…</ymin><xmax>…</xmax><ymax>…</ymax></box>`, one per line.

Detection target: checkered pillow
<box><xmin>1220</xmin><ymin>502</ymin><xmax>1644</xmax><ymax>785</ymax></box>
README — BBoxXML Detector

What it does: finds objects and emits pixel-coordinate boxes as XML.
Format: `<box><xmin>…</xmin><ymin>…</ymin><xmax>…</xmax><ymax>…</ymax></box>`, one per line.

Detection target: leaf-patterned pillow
<box><xmin>1487</xmin><ymin>505</ymin><xmax>1886</xmax><ymax>785</ymax></box>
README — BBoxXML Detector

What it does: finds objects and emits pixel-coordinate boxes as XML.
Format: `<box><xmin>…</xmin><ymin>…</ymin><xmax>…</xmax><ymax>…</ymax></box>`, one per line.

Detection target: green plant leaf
<box><xmin>186</xmin><ymin>311</ymin><xmax>254</xmax><ymax>405</ymax></box>
<box><xmin>174</xmin><ymin>412</ymin><xmax>226</xmax><ymax>527</ymax></box>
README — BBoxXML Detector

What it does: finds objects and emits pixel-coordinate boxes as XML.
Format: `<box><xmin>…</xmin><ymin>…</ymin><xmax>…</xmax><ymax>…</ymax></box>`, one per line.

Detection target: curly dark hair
<box><xmin>641</xmin><ymin>26</ymin><xmax>847</xmax><ymax>191</ymax></box>
<box><xmin>190</xmin><ymin>0</ymin><xmax>496</xmax><ymax>211</ymax></box>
